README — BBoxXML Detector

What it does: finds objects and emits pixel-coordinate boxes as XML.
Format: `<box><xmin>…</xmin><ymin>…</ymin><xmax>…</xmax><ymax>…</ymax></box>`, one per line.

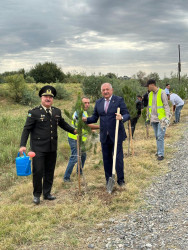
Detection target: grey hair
<box><xmin>101</xmin><ymin>83</ymin><xmax>113</xmax><ymax>91</ymax></box>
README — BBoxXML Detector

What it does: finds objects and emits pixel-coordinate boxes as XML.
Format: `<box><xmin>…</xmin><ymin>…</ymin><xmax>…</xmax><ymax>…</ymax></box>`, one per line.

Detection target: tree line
<box><xmin>0</xmin><ymin>61</ymin><xmax>187</xmax><ymax>105</ymax></box>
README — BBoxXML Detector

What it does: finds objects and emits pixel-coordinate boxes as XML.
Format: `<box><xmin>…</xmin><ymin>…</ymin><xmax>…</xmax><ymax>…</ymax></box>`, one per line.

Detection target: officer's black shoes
<box><xmin>33</xmin><ymin>196</ymin><xmax>40</xmax><ymax>205</ymax></box>
<box><xmin>118</xmin><ymin>181</ymin><xmax>125</xmax><ymax>187</ymax></box>
<box><xmin>43</xmin><ymin>194</ymin><xmax>56</xmax><ymax>200</ymax></box>
<box><xmin>33</xmin><ymin>195</ymin><xmax>56</xmax><ymax>204</ymax></box>
<box><xmin>157</xmin><ymin>156</ymin><xmax>164</xmax><ymax>161</ymax></box>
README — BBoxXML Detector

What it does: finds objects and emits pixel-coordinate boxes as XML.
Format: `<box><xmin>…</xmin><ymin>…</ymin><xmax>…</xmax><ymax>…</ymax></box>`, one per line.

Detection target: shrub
<box><xmin>25</xmin><ymin>76</ymin><xmax>36</xmax><ymax>83</ymax></box>
<box><xmin>55</xmin><ymin>83</ymin><xmax>70</xmax><ymax>100</ymax></box>
<box><xmin>20</xmin><ymin>89</ymin><xmax>39</xmax><ymax>106</ymax></box>
<box><xmin>64</xmin><ymin>71</ymin><xmax>86</xmax><ymax>83</ymax></box>
<box><xmin>5</xmin><ymin>74</ymin><xmax>26</xmax><ymax>103</ymax></box>
<box><xmin>82</xmin><ymin>74</ymin><xmax>123</xmax><ymax>101</ymax></box>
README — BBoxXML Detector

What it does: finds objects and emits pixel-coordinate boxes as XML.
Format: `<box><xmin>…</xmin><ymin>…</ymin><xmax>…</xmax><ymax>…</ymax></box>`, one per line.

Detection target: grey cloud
<box><xmin>0</xmin><ymin>0</ymin><xmax>188</xmax><ymax>77</ymax></box>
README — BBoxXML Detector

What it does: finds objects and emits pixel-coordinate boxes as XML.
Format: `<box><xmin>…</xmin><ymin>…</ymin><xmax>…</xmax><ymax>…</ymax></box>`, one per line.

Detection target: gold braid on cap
<box><xmin>43</xmin><ymin>89</ymin><xmax>54</xmax><ymax>96</ymax></box>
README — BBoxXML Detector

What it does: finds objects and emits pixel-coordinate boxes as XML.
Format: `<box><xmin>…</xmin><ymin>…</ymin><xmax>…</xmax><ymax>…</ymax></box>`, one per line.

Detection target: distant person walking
<box><xmin>164</xmin><ymin>83</ymin><xmax>170</xmax><ymax>95</ymax></box>
<box><xmin>167</xmin><ymin>93</ymin><xmax>184</xmax><ymax>123</ymax></box>
<box><xmin>146</xmin><ymin>79</ymin><xmax>171</xmax><ymax>161</ymax></box>
<box><xmin>142</xmin><ymin>90</ymin><xmax>150</xmax><ymax>107</ymax></box>
<box><xmin>19</xmin><ymin>85</ymin><xmax>76</xmax><ymax>205</ymax></box>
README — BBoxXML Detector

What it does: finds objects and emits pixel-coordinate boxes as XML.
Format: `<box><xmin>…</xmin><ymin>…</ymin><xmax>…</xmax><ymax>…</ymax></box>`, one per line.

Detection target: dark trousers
<box><xmin>32</xmin><ymin>151</ymin><xmax>57</xmax><ymax>197</ymax></box>
<box><xmin>130</xmin><ymin>117</ymin><xmax>139</xmax><ymax>137</ymax></box>
<box><xmin>101</xmin><ymin>135</ymin><xmax>124</xmax><ymax>184</ymax></box>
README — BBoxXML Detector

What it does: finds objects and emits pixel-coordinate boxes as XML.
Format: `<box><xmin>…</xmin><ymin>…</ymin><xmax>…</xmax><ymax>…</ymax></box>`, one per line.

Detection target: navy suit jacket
<box><xmin>87</xmin><ymin>95</ymin><xmax>130</xmax><ymax>143</ymax></box>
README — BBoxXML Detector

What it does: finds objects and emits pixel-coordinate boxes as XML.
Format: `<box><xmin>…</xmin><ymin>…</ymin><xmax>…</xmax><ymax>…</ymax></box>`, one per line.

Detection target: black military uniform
<box><xmin>20</xmin><ymin>86</ymin><xmax>75</xmax><ymax>200</ymax></box>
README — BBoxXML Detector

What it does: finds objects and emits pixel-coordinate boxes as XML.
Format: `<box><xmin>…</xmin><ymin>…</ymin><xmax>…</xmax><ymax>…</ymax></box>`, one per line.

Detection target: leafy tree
<box><xmin>82</xmin><ymin>74</ymin><xmax>111</xmax><ymax>101</ymax></box>
<box><xmin>160</xmin><ymin>73</ymin><xmax>188</xmax><ymax>99</ymax></box>
<box><xmin>122</xmin><ymin>85</ymin><xmax>137</xmax><ymax>119</ymax></box>
<box><xmin>147</xmin><ymin>72</ymin><xmax>160</xmax><ymax>82</ymax></box>
<box><xmin>6</xmin><ymin>74</ymin><xmax>26</xmax><ymax>102</ymax></box>
<box><xmin>105</xmin><ymin>72</ymin><xmax>117</xmax><ymax>79</ymax></box>
<box><xmin>25</xmin><ymin>76</ymin><xmax>36</xmax><ymax>83</ymax></box>
<box><xmin>29</xmin><ymin>62</ymin><xmax>65</xmax><ymax>83</ymax></box>
<box><xmin>5</xmin><ymin>74</ymin><xmax>38</xmax><ymax>105</ymax></box>
<box><xmin>64</xmin><ymin>94</ymin><xmax>97</xmax><ymax>193</ymax></box>
<box><xmin>0</xmin><ymin>70</ymin><xmax>24</xmax><ymax>83</ymax></box>
<box><xmin>122</xmin><ymin>85</ymin><xmax>137</xmax><ymax>155</ymax></box>
<box><xmin>136</xmin><ymin>71</ymin><xmax>147</xmax><ymax>86</ymax></box>
<box><xmin>18</xmin><ymin>68</ymin><xmax>26</xmax><ymax>78</ymax></box>
<box><xmin>82</xmin><ymin>74</ymin><xmax>130</xmax><ymax>101</ymax></box>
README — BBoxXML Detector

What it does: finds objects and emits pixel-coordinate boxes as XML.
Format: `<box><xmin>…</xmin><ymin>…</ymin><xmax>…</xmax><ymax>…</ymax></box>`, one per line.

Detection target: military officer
<box><xmin>19</xmin><ymin>85</ymin><xmax>76</xmax><ymax>205</ymax></box>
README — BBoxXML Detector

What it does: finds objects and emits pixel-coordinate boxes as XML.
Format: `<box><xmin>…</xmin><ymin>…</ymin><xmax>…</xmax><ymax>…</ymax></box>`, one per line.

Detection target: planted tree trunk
<box><xmin>127</xmin><ymin>123</ymin><xmax>130</xmax><ymax>156</ymax></box>
<box><xmin>77</xmin><ymin>135</ymin><xmax>81</xmax><ymax>195</ymax></box>
<box><xmin>146</xmin><ymin>124</ymin><xmax>149</xmax><ymax>138</ymax></box>
<box><xmin>129</xmin><ymin>120</ymin><xmax>134</xmax><ymax>156</ymax></box>
<box><xmin>127</xmin><ymin>121</ymin><xmax>134</xmax><ymax>156</ymax></box>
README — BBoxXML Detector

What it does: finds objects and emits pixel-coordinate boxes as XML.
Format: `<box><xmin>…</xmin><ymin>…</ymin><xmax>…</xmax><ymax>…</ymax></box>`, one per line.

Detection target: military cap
<box><xmin>39</xmin><ymin>85</ymin><xmax>56</xmax><ymax>97</ymax></box>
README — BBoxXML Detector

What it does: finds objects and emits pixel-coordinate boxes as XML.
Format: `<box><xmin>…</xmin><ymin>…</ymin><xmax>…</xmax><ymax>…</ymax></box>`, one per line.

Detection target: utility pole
<box><xmin>178</xmin><ymin>44</ymin><xmax>181</xmax><ymax>84</ymax></box>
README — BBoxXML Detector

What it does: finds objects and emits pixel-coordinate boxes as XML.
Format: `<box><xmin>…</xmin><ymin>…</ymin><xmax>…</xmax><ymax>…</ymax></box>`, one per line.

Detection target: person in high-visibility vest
<box><xmin>146</xmin><ymin>79</ymin><xmax>171</xmax><ymax>161</ymax></box>
<box><xmin>63</xmin><ymin>97</ymin><xmax>99</xmax><ymax>182</ymax></box>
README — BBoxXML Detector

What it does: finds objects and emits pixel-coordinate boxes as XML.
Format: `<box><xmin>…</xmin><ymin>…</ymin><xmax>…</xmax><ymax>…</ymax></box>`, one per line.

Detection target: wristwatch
<box><xmin>121</xmin><ymin>115</ymin><xmax>123</xmax><ymax>121</ymax></box>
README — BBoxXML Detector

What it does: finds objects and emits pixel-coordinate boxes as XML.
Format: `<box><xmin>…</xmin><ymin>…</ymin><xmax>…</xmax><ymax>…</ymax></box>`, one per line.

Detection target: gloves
<box><xmin>160</xmin><ymin>118</ymin><xmax>170</xmax><ymax>129</ymax></box>
<box><xmin>164</xmin><ymin>118</ymin><xmax>170</xmax><ymax>126</ymax></box>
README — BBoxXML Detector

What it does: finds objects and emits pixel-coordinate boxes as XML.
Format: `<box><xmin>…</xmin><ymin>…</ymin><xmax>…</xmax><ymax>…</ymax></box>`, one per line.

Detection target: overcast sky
<box><xmin>1</xmin><ymin>0</ymin><xmax>188</xmax><ymax>78</ymax></box>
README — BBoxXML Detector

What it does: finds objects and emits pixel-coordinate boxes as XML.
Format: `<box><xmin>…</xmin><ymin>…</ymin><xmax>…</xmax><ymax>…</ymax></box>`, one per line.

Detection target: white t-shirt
<box><xmin>170</xmin><ymin>93</ymin><xmax>184</xmax><ymax>107</ymax></box>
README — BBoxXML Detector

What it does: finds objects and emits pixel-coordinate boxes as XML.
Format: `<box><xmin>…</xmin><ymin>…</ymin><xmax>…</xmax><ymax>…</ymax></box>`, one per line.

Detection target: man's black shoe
<box><xmin>44</xmin><ymin>194</ymin><xmax>56</xmax><ymax>200</ymax></box>
<box><xmin>33</xmin><ymin>196</ymin><xmax>40</xmax><ymax>205</ymax></box>
<box><xmin>157</xmin><ymin>156</ymin><xmax>164</xmax><ymax>161</ymax></box>
<box><xmin>118</xmin><ymin>181</ymin><xmax>125</xmax><ymax>187</ymax></box>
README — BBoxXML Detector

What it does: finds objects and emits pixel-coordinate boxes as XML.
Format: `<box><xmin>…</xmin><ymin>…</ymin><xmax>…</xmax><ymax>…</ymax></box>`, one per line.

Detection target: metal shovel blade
<box><xmin>106</xmin><ymin>174</ymin><xmax>115</xmax><ymax>194</ymax></box>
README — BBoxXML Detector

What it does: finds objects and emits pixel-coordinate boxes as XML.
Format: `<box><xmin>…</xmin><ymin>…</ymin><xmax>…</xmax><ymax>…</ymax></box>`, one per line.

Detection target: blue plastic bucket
<box><xmin>15</xmin><ymin>152</ymin><xmax>31</xmax><ymax>176</ymax></box>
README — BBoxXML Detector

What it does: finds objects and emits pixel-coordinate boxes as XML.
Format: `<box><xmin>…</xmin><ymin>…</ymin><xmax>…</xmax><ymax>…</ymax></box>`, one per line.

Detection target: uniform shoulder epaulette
<box><xmin>51</xmin><ymin>106</ymin><xmax>59</xmax><ymax>110</ymax></box>
<box><xmin>28</xmin><ymin>106</ymin><xmax>40</xmax><ymax>113</ymax></box>
<box><xmin>31</xmin><ymin>106</ymin><xmax>40</xmax><ymax>110</ymax></box>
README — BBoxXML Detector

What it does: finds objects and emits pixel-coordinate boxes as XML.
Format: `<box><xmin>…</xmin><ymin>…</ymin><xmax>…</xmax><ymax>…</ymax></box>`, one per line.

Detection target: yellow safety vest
<box><xmin>68</xmin><ymin>111</ymin><xmax>88</xmax><ymax>141</ymax></box>
<box><xmin>148</xmin><ymin>88</ymin><xmax>166</xmax><ymax>120</ymax></box>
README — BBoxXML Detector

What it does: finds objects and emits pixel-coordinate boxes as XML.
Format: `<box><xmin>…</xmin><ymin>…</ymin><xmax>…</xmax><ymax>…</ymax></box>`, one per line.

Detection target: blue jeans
<box><xmin>151</xmin><ymin>122</ymin><xmax>166</xmax><ymax>157</ymax></box>
<box><xmin>175</xmin><ymin>105</ymin><xmax>184</xmax><ymax>123</ymax></box>
<box><xmin>64</xmin><ymin>137</ymin><xmax>86</xmax><ymax>180</ymax></box>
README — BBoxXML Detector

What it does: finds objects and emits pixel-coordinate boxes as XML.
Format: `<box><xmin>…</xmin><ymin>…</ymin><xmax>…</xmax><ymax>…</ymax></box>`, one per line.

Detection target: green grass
<box><xmin>0</xmin><ymin>83</ymin><xmax>187</xmax><ymax>249</ymax></box>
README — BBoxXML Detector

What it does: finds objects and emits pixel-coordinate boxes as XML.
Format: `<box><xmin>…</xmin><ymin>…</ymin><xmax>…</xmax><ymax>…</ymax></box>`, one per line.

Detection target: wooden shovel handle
<box><xmin>112</xmin><ymin>107</ymin><xmax>120</xmax><ymax>175</ymax></box>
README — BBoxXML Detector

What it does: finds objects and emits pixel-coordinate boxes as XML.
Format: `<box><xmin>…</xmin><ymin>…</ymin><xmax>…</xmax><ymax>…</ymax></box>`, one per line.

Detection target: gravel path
<box><xmin>87</xmin><ymin>120</ymin><xmax>188</xmax><ymax>250</ymax></box>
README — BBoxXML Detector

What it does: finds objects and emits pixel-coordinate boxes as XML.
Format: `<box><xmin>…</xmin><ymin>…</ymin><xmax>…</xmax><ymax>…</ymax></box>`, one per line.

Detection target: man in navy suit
<box><xmin>83</xmin><ymin>83</ymin><xmax>130</xmax><ymax>186</ymax></box>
